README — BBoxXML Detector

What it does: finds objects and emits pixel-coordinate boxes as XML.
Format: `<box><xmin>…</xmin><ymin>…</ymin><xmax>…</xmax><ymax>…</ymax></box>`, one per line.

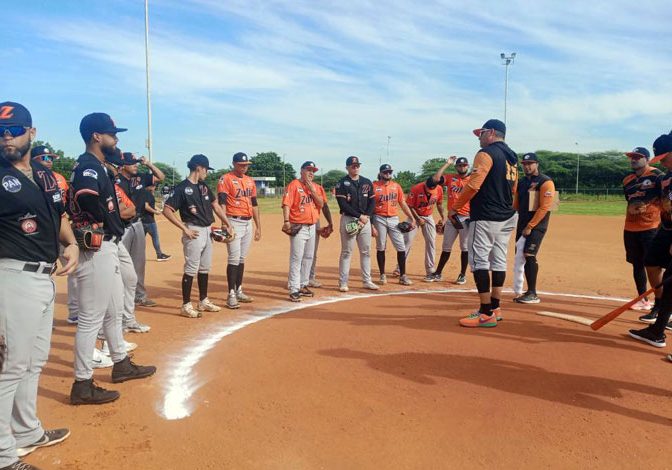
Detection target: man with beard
<box><xmin>512</xmin><ymin>153</ymin><xmax>556</xmax><ymax>304</ymax></box>
<box><xmin>429</xmin><ymin>157</ymin><xmax>470</xmax><ymax>284</ymax></box>
<box><xmin>116</xmin><ymin>152</ymin><xmax>164</xmax><ymax>312</ymax></box>
<box><xmin>372</xmin><ymin>163</ymin><xmax>415</xmax><ymax>286</ymax></box>
<box><xmin>0</xmin><ymin>101</ymin><xmax>77</xmax><ymax>469</ymax></box>
<box><xmin>68</xmin><ymin>113</ymin><xmax>156</xmax><ymax>405</ymax></box>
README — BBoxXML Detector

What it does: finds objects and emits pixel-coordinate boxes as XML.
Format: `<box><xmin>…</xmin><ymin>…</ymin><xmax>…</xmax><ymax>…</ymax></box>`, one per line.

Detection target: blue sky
<box><xmin>3</xmin><ymin>0</ymin><xmax>670</xmax><ymax>174</ymax></box>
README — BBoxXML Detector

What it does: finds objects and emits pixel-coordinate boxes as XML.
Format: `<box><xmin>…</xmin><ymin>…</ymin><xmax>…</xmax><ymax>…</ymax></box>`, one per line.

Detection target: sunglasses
<box><xmin>41</xmin><ymin>155</ymin><xmax>54</xmax><ymax>162</ymax></box>
<box><xmin>381</xmin><ymin>170</ymin><xmax>393</xmax><ymax>175</ymax></box>
<box><xmin>1</xmin><ymin>126</ymin><xmax>29</xmax><ymax>138</ymax></box>
<box><xmin>349</xmin><ymin>164</ymin><xmax>361</xmax><ymax>169</ymax></box>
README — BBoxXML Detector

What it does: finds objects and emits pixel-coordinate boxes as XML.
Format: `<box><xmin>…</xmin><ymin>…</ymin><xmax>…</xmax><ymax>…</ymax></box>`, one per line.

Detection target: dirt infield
<box><xmin>27</xmin><ymin>214</ymin><xmax>671</xmax><ymax>469</ymax></box>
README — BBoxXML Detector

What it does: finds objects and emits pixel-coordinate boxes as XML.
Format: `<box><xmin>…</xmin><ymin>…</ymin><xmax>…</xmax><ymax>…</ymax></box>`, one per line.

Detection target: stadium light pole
<box><xmin>500</xmin><ymin>52</ymin><xmax>516</xmax><ymax>125</ymax></box>
<box><xmin>387</xmin><ymin>136</ymin><xmax>391</xmax><ymax>162</ymax></box>
<box><xmin>144</xmin><ymin>0</ymin><xmax>153</xmax><ymax>162</ymax></box>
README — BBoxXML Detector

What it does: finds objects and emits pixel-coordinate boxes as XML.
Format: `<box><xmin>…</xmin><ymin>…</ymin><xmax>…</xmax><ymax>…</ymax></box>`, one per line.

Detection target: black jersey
<box><xmin>0</xmin><ymin>158</ymin><xmax>64</xmax><ymax>262</ymax></box>
<box><xmin>470</xmin><ymin>142</ymin><xmax>518</xmax><ymax>222</ymax></box>
<box><xmin>335</xmin><ymin>175</ymin><xmax>375</xmax><ymax>218</ymax></box>
<box><xmin>164</xmin><ymin>178</ymin><xmax>215</xmax><ymax>227</ymax></box>
<box><xmin>68</xmin><ymin>152</ymin><xmax>125</xmax><ymax>238</ymax></box>
<box><xmin>517</xmin><ymin>173</ymin><xmax>554</xmax><ymax>232</ymax></box>
<box><xmin>659</xmin><ymin>171</ymin><xmax>672</xmax><ymax>230</ymax></box>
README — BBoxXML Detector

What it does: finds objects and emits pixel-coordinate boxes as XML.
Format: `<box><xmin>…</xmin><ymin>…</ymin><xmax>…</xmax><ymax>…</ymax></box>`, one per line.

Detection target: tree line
<box><xmin>35</xmin><ymin>142</ymin><xmax>641</xmax><ymax>195</ymax></box>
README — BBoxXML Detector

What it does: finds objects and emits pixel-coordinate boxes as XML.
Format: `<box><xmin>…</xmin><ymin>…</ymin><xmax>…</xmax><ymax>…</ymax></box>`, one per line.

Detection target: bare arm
<box><xmin>56</xmin><ymin>216</ymin><xmax>79</xmax><ymax>276</ymax></box>
<box><xmin>140</xmin><ymin>157</ymin><xmax>165</xmax><ymax>182</ymax></box>
<box><xmin>211</xmin><ymin>200</ymin><xmax>233</xmax><ymax>230</ymax></box>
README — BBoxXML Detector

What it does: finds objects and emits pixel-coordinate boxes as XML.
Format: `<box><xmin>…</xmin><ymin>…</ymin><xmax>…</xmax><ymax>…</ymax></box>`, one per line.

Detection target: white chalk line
<box><xmin>160</xmin><ymin>287</ymin><xmax>630</xmax><ymax>420</ymax></box>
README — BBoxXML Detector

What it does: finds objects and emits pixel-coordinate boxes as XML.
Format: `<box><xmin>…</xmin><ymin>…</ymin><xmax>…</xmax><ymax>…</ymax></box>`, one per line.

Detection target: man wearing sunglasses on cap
<box><xmin>0</xmin><ymin>101</ymin><xmax>77</xmax><ymax>469</ymax></box>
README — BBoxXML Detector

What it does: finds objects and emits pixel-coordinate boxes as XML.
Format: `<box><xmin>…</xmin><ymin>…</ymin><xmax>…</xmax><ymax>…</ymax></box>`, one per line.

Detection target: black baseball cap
<box><xmin>30</xmin><ymin>145</ymin><xmax>58</xmax><ymax>160</ymax></box>
<box><xmin>651</xmin><ymin>134</ymin><xmax>672</xmax><ymax>164</ymax></box>
<box><xmin>142</xmin><ymin>173</ymin><xmax>155</xmax><ymax>187</ymax></box>
<box><xmin>79</xmin><ymin>112</ymin><xmax>127</xmax><ymax>141</ymax></box>
<box><xmin>346</xmin><ymin>156</ymin><xmax>361</xmax><ymax>166</ymax></box>
<box><xmin>188</xmin><ymin>154</ymin><xmax>214</xmax><ymax>170</ymax></box>
<box><xmin>473</xmin><ymin>119</ymin><xmax>506</xmax><ymax>137</ymax></box>
<box><xmin>0</xmin><ymin>101</ymin><xmax>32</xmax><ymax>127</ymax></box>
<box><xmin>455</xmin><ymin>157</ymin><xmax>469</xmax><ymax>166</ymax></box>
<box><xmin>105</xmin><ymin>148</ymin><xmax>125</xmax><ymax>166</ymax></box>
<box><xmin>301</xmin><ymin>161</ymin><xmax>319</xmax><ymax>171</ymax></box>
<box><xmin>521</xmin><ymin>152</ymin><xmax>539</xmax><ymax>163</ymax></box>
<box><xmin>379</xmin><ymin>163</ymin><xmax>393</xmax><ymax>172</ymax></box>
<box><xmin>121</xmin><ymin>152</ymin><xmax>141</xmax><ymax>165</ymax></box>
<box><xmin>233</xmin><ymin>152</ymin><xmax>251</xmax><ymax>164</ymax></box>
<box><xmin>625</xmin><ymin>147</ymin><xmax>650</xmax><ymax>159</ymax></box>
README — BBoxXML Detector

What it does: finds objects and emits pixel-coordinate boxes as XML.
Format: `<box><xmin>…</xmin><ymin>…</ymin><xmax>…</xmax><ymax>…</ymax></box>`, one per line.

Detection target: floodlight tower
<box><xmin>144</xmin><ymin>0</ymin><xmax>153</xmax><ymax>161</ymax></box>
<box><xmin>500</xmin><ymin>52</ymin><xmax>516</xmax><ymax>125</ymax></box>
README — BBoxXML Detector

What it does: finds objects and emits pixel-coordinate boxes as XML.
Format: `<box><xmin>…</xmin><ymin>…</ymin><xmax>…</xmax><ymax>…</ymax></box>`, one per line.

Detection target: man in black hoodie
<box><xmin>449</xmin><ymin>119</ymin><xmax>518</xmax><ymax>328</ymax></box>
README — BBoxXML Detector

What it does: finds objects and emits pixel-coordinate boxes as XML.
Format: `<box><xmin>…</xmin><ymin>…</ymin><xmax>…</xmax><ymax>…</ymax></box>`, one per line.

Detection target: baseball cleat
<box><xmin>180</xmin><ymin>303</ymin><xmax>202</xmax><ymax>318</ymax></box>
<box><xmin>226</xmin><ymin>291</ymin><xmax>240</xmax><ymax>309</ymax></box>
<box><xmin>338</xmin><ymin>283</ymin><xmax>349</xmax><ymax>292</ymax></box>
<box><xmin>455</xmin><ymin>273</ymin><xmax>467</xmax><ymax>285</ymax></box>
<box><xmin>628</xmin><ymin>327</ymin><xmax>666</xmax><ymax>348</ymax></box>
<box><xmin>513</xmin><ymin>292</ymin><xmax>540</xmax><ymax>304</ymax></box>
<box><xmin>198</xmin><ymin>297</ymin><xmax>222</xmax><ymax>312</ymax></box>
<box><xmin>299</xmin><ymin>286</ymin><xmax>314</xmax><ymax>297</ymax></box>
<box><xmin>668</xmin><ymin>354</ymin><xmax>672</xmax><ymax>363</ymax></box>
<box><xmin>399</xmin><ymin>275</ymin><xmax>413</xmax><ymax>286</ymax></box>
<box><xmin>101</xmin><ymin>340</ymin><xmax>137</xmax><ymax>356</ymax></box>
<box><xmin>66</xmin><ymin>316</ymin><xmax>78</xmax><ymax>325</ymax></box>
<box><xmin>391</xmin><ymin>268</ymin><xmax>400</xmax><ymax>278</ymax></box>
<box><xmin>308</xmin><ymin>279</ymin><xmax>322</xmax><ymax>288</ymax></box>
<box><xmin>493</xmin><ymin>307</ymin><xmax>503</xmax><ymax>321</ymax></box>
<box><xmin>16</xmin><ymin>428</ymin><xmax>71</xmax><ymax>457</ymax></box>
<box><xmin>70</xmin><ymin>379</ymin><xmax>120</xmax><ymax>406</ymax></box>
<box><xmin>289</xmin><ymin>292</ymin><xmax>302</xmax><ymax>302</ymax></box>
<box><xmin>423</xmin><ymin>274</ymin><xmax>437</xmax><ymax>282</ymax></box>
<box><xmin>630</xmin><ymin>299</ymin><xmax>652</xmax><ymax>312</ymax></box>
<box><xmin>124</xmin><ymin>321</ymin><xmax>151</xmax><ymax>333</ymax></box>
<box><xmin>379</xmin><ymin>274</ymin><xmax>387</xmax><ymax>285</ymax></box>
<box><xmin>639</xmin><ymin>311</ymin><xmax>658</xmax><ymax>324</ymax></box>
<box><xmin>136</xmin><ymin>298</ymin><xmax>158</xmax><ymax>308</ymax></box>
<box><xmin>363</xmin><ymin>281</ymin><xmax>380</xmax><ymax>290</ymax></box>
<box><xmin>666</xmin><ymin>321</ymin><xmax>672</xmax><ymax>332</ymax></box>
<box><xmin>92</xmin><ymin>348</ymin><xmax>113</xmax><ymax>369</ymax></box>
<box><xmin>157</xmin><ymin>253</ymin><xmax>172</xmax><ymax>261</ymax></box>
<box><xmin>111</xmin><ymin>357</ymin><xmax>157</xmax><ymax>383</ymax></box>
<box><xmin>236</xmin><ymin>288</ymin><xmax>254</xmax><ymax>303</ymax></box>
<box><xmin>459</xmin><ymin>311</ymin><xmax>497</xmax><ymax>328</ymax></box>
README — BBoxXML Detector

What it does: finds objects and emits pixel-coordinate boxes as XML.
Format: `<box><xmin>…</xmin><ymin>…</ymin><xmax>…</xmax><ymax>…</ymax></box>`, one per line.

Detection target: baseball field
<box><xmin>29</xmin><ymin>207</ymin><xmax>671</xmax><ymax>469</ymax></box>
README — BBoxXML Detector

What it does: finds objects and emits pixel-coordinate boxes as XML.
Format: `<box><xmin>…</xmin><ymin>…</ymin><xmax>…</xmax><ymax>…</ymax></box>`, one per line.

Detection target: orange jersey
<box><xmin>407</xmin><ymin>182</ymin><xmax>443</xmax><ymax>217</ymax></box>
<box><xmin>623</xmin><ymin>168</ymin><xmax>662</xmax><ymax>232</ymax></box>
<box><xmin>114</xmin><ymin>183</ymin><xmax>135</xmax><ymax>210</ymax></box>
<box><xmin>373</xmin><ymin>180</ymin><xmax>405</xmax><ymax>217</ymax></box>
<box><xmin>444</xmin><ymin>173</ymin><xmax>470</xmax><ymax>217</ymax></box>
<box><xmin>282</xmin><ymin>179</ymin><xmax>319</xmax><ymax>224</ymax></box>
<box><xmin>315</xmin><ymin>183</ymin><xmax>327</xmax><ymax>215</ymax></box>
<box><xmin>54</xmin><ymin>171</ymin><xmax>69</xmax><ymax>204</ymax></box>
<box><xmin>217</xmin><ymin>172</ymin><xmax>257</xmax><ymax>217</ymax></box>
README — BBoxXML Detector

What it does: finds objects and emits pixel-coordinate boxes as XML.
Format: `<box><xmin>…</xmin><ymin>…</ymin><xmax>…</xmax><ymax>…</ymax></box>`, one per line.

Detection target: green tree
<box><xmin>32</xmin><ymin>141</ymin><xmax>77</xmax><ymax>180</ymax></box>
<box><xmin>320</xmin><ymin>169</ymin><xmax>347</xmax><ymax>191</ymax></box>
<box><xmin>419</xmin><ymin>157</ymin><xmax>452</xmax><ymax>181</ymax></box>
<box><xmin>394</xmin><ymin>170</ymin><xmax>418</xmax><ymax>192</ymax></box>
<box><xmin>246</xmin><ymin>152</ymin><xmax>296</xmax><ymax>188</ymax></box>
<box><xmin>153</xmin><ymin>162</ymin><xmax>183</xmax><ymax>190</ymax></box>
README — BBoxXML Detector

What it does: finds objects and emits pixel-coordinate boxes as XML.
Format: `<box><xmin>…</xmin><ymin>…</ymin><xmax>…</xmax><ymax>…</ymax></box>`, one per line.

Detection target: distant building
<box><xmin>254</xmin><ymin>176</ymin><xmax>277</xmax><ymax>196</ymax></box>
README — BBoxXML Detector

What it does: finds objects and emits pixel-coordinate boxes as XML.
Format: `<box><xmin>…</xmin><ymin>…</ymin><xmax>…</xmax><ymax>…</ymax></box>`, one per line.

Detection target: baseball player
<box><xmin>282</xmin><ymin>161</ymin><xmax>324</xmax><ymax>301</ymax></box>
<box><xmin>402</xmin><ymin>160</ymin><xmax>451</xmax><ymax>281</ymax></box>
<box><xmin>620</xmin><ymin>147</ymin><xmax>662</xmax><ymax>314</ymax></box>
<box><xmin>31</xmin><ymin>145</ymin><xmax>79</xmax><ymax>324</ymax></box>
<box><xmin>163</xmin><ymin>154</ymin><xmax>233</xmax><ymax>317</ymax></box>
<box><xmin>372</xmin><ymin>164</ymin><xmax>415</xmax><ymax>286</ymax></box>
<box><xmin>68</xmin><ymin>112</ymin><xmax>156</xmax><ymax>405</ymax></box>
<box><xmin>335</xmin><ymin>156</ymin><xmax>378</xmax><ymax>291</ymax></box>
<box><xmin>0</xmin><ymin>102</ymin><xmax>76</xmax><ymax>468</ymax></box>
<box><xmin>217</xmin><ymin>152</ymin><xmax>261</xmax><ymax>309</ymax></box>
<box><xmin>629</xmin><ymin>134</ymin><xmax>672</xmax><ymax>348</ymax></box>
<box><xmin>139</xmin><ymin>177</ymin><xmax>171</xmax><ymax>261</ymax></box>
<box><xmin>116</xmin><ymin>152</ymin><xmax>165</xmax><ymax>309</ymax></box>
<box><xmin>512</xmin><ymin>153</ymin><xmax>556</xmax><ymax>304</ymax></box>
<box><xmin>430</xmin><ymin>157</ymin><xmax>470</xmax><ymax>284</ymax></box>
<box><xmin>451</xmin><ymin>119</ymin><xmax>518</xmax><ymax>328</ymax></box>
<box><xmin>307</xmin><ymin>180</ymin><xmax>332</xmax><ymax>288</ymax></box>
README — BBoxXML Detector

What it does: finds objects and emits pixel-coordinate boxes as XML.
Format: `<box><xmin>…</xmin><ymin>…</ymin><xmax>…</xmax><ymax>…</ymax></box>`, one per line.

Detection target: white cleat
<box><xmin>180</xmin><ymin>302</ymin><xmax>202</xmax><ymax>318</ymax></box>
<box><xmin>338</xmin><ymin>283</ymin><xmax>349</xmax><ymax>293</ymax></box>
<box><xmin>92</xmin><ymin>348</ymin><xmax>113</xmax><ymax>369</ymax></box>
<box><xmin>399</xmin><ymin>275</ymin><xmax>413</xmax><ymax>286</ymax></box>
<box><xmin>198</xmin><ymin>297</ymin><xmax>222</xmax><ymax>312</ymax></box>
<box><xmin>363</xmin><ymin>281</ymin><xmax>380</xmax><ymax>290</ymax></box>
<box><xmin>101</xmin><ymin>340</ymin><xmax>137</xmax><ymax>356</ymax></box>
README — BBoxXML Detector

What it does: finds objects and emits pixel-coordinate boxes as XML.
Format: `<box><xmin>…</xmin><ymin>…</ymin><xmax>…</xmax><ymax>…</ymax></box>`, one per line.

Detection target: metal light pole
<box><xmin>387</xmin><ymin>136</ymin><xmax>391</xmax><ymax>162</ymax></box>
<box><xmin>144</xmin><ymin>0</ymin><xmax>153</xmax><ymax>161</ymax></box>
<box><xmin>282</xmin><ymin>153</ymin><xmax>286</xmax><ymax>189</ymax></box>
<box><xmin>500</xmin><ymin>52</ymin><xmax>516</xmax><ymax>125</ymax></box>
<box><xmin>575</xmin><ymin>142</ymin><xmax>580</xmax><ymax>194</ymax></box>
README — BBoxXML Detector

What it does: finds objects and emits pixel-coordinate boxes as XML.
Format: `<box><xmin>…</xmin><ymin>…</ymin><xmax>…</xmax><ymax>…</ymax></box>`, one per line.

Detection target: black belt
<box><xmin>376</xmin><ymin>215</ymin><xmax>397</xmax><ymax>218</ymax></box>
<box><xmin>23</xmin><ymin>262</ymin><xmax>57</xmax><ymax>275</ymax></box>
<box><xmin>230</xmin><ymin>216</ymin><xmax>252</xmax><ymax>221</ymax></box>
<box><xmin>103</xmin><ymin>234</ymin><xmax>121</xmax><ymax>244</ymax></box>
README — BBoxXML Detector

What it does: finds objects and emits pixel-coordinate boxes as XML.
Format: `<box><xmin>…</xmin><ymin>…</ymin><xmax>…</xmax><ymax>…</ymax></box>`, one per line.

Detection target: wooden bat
<box><xmin>590</xmin><ymin>286</ymin><xmax>656</xmax><ymax>330</ymax></box>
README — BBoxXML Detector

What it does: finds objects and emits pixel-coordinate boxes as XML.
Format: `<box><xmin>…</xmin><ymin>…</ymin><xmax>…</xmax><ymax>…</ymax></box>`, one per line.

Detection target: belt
<box><xmin>23</xmin><ymin>262</ymin><xmax>57</xmax><ymax>275</ymax></box>
<box><xmin>103</xmin><ymin>234</ymin><xmax>121</xmax><ymax>244</ymax></box>
<box><xmin>230</xmin><ymin>216</ymin><xmax>252</xmax><ymax>221</ymax></box>
<box><xmin>375</xmin><ymin>215</ymin><xmax>397</xmax><ymax>218</ymax></box>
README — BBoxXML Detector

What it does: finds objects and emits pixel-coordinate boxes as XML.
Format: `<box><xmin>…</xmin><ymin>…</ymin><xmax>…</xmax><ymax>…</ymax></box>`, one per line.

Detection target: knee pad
<box><xmin>473</xmin><ymin>270</ymin><xmax>490</xmax><ymax>293</ymax></box>
<box><xmin>524</xmin><ymin>255</ymin><xmax>538</xmax><ymax>267</ymax></box>
<box><xmin>492</xmin><ymin>270</ymin><xmax>506</xmax><ymax>288</ymax></box>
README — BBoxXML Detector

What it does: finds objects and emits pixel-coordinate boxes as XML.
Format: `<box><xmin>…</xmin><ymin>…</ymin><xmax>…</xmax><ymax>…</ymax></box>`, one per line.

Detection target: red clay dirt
<box><xmin>25</xmin><ymin>214</ymin><xmax>672</xmax><ymax>469</ymax></box>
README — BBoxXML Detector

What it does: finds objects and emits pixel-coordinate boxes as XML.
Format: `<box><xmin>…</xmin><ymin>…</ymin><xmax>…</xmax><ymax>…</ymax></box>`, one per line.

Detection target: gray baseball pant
<box><xmin>309</xmin><ymin>220</ymin><xmax>320</xmax><ymax>282</ymax></box>
<box><xmin>227</xmin><ymin>218</ymin><xmax>253</xmax><ymax>265</ymax></box>
<box><xmin>372</xmin><ymin>215</ymin><xmax>405</xmax><ymax>251</ymax></box>
<box><xmin>0</xmin><ymin>259</ymin><xmax>54</xmax><ymax>468</ymax></box>
<box><xmin>513</xmin><ymin>235</ymin><xmax>527</xmax><ymax>294</ymax></box>
<box><xmin>402</xmin><ymin>215</ymin><xmax>436</xmax><ymax>275</ymax></box>
<box><xmin>442</xmin><ymin>215</ymin><xmax>469</xmax><ymax>252</ymax></box>
<box><xmin>118</xmin><ymin>243</ymin><xmax>139</xmax><ymax>326</ymax></box>
<box><xmin>122</xmin><ymin>220</ymin><xmax>147</xmax><ymax>302</ymax></box>
<box><xmin>467</xmin><ymin>214</ymin><xmax>518</xmax><ymax>272</ymax></box>
<box><xmin>182</xmin><ymin>225</ymin><xmax>213</xmax><ymax>276</ymax></box>
<box><xmin>287</xmin><ymin>224</ymin><xmax>316</xmax><ymax>292</ymax></box>
<box><xmin>59</xmin><ymin>245</ymin><xmax>79</xmax><ymax>320</ymax></box>
<box><xmin>338</xmin><ymin>215</ymin><xmax>372</xmax><ymax>284</ymax></box>
<box><xmin>74</xmin><ymin>241</ymin><xmax>127</xmax><ymax>381</ymax></box>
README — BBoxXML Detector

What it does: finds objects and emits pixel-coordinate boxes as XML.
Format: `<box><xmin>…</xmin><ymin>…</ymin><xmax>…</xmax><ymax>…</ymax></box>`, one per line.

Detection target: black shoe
<box><xmin>157</xmin><ymin>253</ymin><xmax>172</xmax><ymax>261</ymax></box>
<box><xmin>628</xmin><ymin>327</ymin><xmax>666</xmax><ymax>348</ymax></box>
<box><xmin>289</xmin><ymin>292</ymin><xmax>301</xmax><ymax>302</ymax></box>
<box><xmin>639</xmin><ymin>311</ymin><xmax>658</xmax><ymax>324</ymax></box>
<box><xmin>299</xmin><ymin>286</ymin><xmax>314</xmax><ymax>297</ymax></box>
<box><xmin>16</xmin><ymin>428</ymin><xmax>70</xmax><ymax>457</ymax></box>
<box><xmin>70</xmin><ymin>379</ymin><xmax>120</xmax><ymax>405</ymax></box>
<box><xmin>111</xmin><ymin>356</ymin><xmax>157</xmax><ymax>383</ymax></box>
<box><xmin>0</xmin><ymin>461</ymin><xmax>42</xmax><ymax>469</ymax></box>
<box><xmin>514</xmin><ymin>292</ymin><xmax>541</xmax><ymax>304</ymax></box>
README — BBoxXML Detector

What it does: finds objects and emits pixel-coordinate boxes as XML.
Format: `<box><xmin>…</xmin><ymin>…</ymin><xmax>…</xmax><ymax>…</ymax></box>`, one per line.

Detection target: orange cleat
<box><xmin>493</xmin><ymin>307</ymin><xmax>503</xmax><ymax>321</ymax></box>
<box><xmin>459</xmin><ymin>311</ymin><xmax>497</xmax><ymax>328</ymax></box>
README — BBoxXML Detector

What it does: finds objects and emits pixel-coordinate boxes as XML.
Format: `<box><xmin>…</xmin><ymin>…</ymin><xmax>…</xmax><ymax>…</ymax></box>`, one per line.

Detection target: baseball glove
<box><xmin>397</xmin><ymin>221</ymin><xmax>415</xmax><ymax>233</ymax></box>
<box><xmin>436</xmin><ymin>220</ymin><xmax>445</xmax><ymax>234</ymax></box>
<box><xmin>282</xmin><ymin>223</ymin><xmax>302</xmax><ymax>237</ymax></box>
<box><xmin>211</xmin><ymin>227</ymin><xmax>235</xmax><ymax>243</ymax></box>
<box><xmin>319</xmin><ymin>225</ymin><xmax>333</xmax><ymax>239</ymax></box>
<box><xmin>73</xmin><ymin>223</ymin><xmax>104</xmax><ymax>251</ymax></box>
<box><xmin>448</xmin><ymin>214</ymin><xmax>464</xmax><ymax>230</ymax></box>
<box><xmin>345</xmin><ymin>221</ymin><xmax>362</xmax><ymax>236</ymax></box>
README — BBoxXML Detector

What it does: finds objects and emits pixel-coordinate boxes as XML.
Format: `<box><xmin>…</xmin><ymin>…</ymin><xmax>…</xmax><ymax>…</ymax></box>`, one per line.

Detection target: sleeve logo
<box><xmin>83</xmin><ymin>169</ymin><xmax>98</xmax><ymax>179</ymax></box>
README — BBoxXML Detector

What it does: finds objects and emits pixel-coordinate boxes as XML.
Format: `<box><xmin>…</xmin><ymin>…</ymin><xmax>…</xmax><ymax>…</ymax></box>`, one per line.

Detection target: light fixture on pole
<box><xmin>144</xmin><ymin>0</ymin><xmax>153</xmax><ymax>162</ymax></box>
<box><xmin>500</xmin><ymin>52</ymin><xmax>516</xmax><ymax>125</ymax></box>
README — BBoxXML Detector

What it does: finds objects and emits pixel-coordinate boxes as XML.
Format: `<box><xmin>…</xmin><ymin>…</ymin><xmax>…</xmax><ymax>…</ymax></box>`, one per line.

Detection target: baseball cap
<box><xmin>455</xmin><ymin>157</ymin><xmax>469</xmax><ymax>166</ymax></box>
<box><xmin>625</xmin><ymin>147</ymin><xmax>650</xmax><ymax>159</ymax></box>
<box><xmin>521</xmin><ymin>152</ymin><xmax>539</xmax><ymax>163</ymax></box>
<box><xmin>301</xmin><ymin>161</ymin><xmax>319</xmax><ymax>171</ymax></box>
<box><xmin>121</xmin><ymin>152</ymin><xmax>141</xmax><ymax>165</ymax></box>
<box><xmin>105</xmin><ymin>148</ymin><xmax>125</xmax><ymax>166</ymax></box>
<box><xmin>188</xmin><ymin>154</ymin><xmax>214</xmax><ymax>170</ymax></box>
<box><xmin>379</xmin><ymin>163</ymin><xmax>393</xmax><ymax>172</ymax></box>
<box><xmin>651</xmin><ymin>134</ymin><xmax>672</xmax><ymax>164</ymax></box>
<box><xmin>0</xmin><ymin>101</ymin><xmax>32</xmax><ymax>127</ymax></box>
<box><xmin>142</xmin><ymin>173</ymin><xmax>155</xmax><ymax>187</ymax></box>
<box><xmin>346</xmin><ymin>156</ymin><xmax>361</xmax><ymax>166</ymax></box>
<box><xmin>79</xmin><ymin>113</ymin><xmax>127</xmax><ymax>141</ymax></box>
<box><xmin>30</xmin><ymin>145</ymin><xmax>58</xmax><ymax>160</ymax></box>
<box><xmin>232</xmin><ymin>152</ymin><xmax>251</xmax><ymax>164</ymax></box>
<box><xmin>473</xmin><ymin>119</ymin><xmax>506</xmax><ymax>137</ymax></box>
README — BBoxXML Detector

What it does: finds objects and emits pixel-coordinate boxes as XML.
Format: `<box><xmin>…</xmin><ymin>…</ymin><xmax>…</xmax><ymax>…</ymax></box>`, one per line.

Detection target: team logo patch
<box><xmin>107</xmin><ymin>200</ymin><xmax>115</xmax><ymax>212</ymax></box>
<box><xmin>21</xmin><ymin>218</ymin><xmax>37</xmax><ymax>234</ymax></box>
<box><xmin>185</xmin><ymin>187</ymin><xmax>194</xmax><ymax>196</ymax></box>
<box><xmin>189</xmin><ymin>206</ymin><xmax>198</xmax><ymax>215</ymax></box>
<box><xmin>298</xmin><ymin>187</ymin><xmax>304</xmax><ymax>193</ymax></box>
<box><xmin>343</xmin><ymin>181</ymin><xmax>350</xmax><ymax>186</ymax></box>
<box><xmin>83</xmin><ymin>169</ymin><xmax>98</xmax><ymax>179</ymax></box>
<box><xmin>52</xmin><ymin>192</ymin><xmax>62</xmax><ymax>203</ymax></box>
<box><xmin>641</xmin><ymin>179</ymin><xmax>653</xmax><ymax>188</ymax></box>
<box><xmin>2</xmin><ymin>175</ymin><xmax>21</xmax><ymax>193</ymax></box>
